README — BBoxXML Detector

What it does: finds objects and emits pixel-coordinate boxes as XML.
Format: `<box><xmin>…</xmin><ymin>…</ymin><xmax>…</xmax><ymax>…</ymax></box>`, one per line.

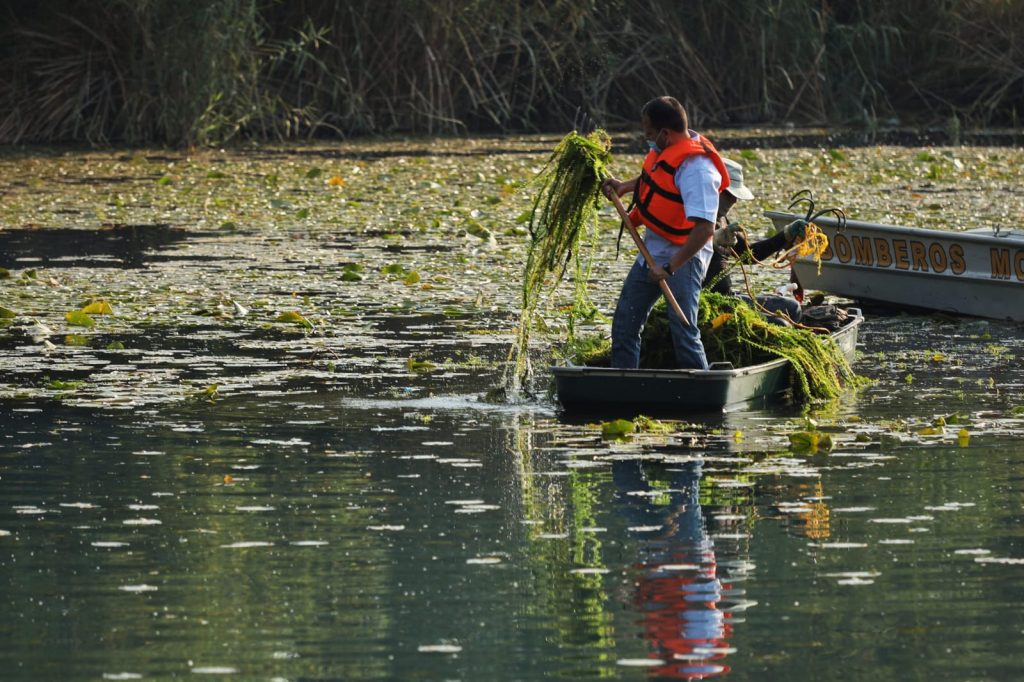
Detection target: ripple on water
<box><xmin>616</xmin><ymin>658</ymin><xmax>666</xmax><ymax>667</ymax></box>
<box><xmin>220</xmin><ymin>541</ymin><xmax>273</xmax><ymax>549</ymax></box>
<box><xmin>417</xmin><ymin>644</ymin><xmax>462</xmax><ymax>654</ymax></box>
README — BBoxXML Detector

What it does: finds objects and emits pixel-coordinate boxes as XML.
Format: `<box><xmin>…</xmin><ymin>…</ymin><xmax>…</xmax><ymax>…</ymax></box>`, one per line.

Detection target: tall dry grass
<box><xmin>1</xmin><ymin>0</ymin><xmax>1022</xmax><ymax>145</ymax></box>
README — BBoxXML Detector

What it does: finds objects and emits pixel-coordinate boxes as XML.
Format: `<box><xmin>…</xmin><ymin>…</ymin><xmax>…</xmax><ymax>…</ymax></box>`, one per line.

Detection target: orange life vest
<box><xmin>628</xmin><ymin>134</ymin><xmax>730</xmax><ymax>245</ymax></box>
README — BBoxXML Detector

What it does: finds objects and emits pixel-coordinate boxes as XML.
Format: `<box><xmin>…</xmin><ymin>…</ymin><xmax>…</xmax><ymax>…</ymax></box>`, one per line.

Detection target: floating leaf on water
<box><xmin>305</xmin><ymin>167</ymin><xmax>323</xmax><ymax>179</ymax></box>
<box><xmin>0</xmin><ymin>268</ymin><xmax>11</xmax><ymax>279</ymax></box>
<box><xmin>46</xmin><ymin>379</ymin><xmax>84</xmax><ymax>391</ymax></box>
<box><xmin>381</xmin><ymin>263</ymin><xmax>405</xmax><ymax>275</ymax></box>
<box><xmin>341</xmin><ymin>270</ymin><xmax>363</xmax><ymax>282</ymax></box>
<box><xmin>106</xmin><ymin>341</ymin><xmax>125</xmax><ymax>350</ymax></box>
<box><xmin>219</xmin><ymin>221</ymin><xmax>238</xmax><ymax>230</ymax></box>
<box><xmin>327</xmin><ymin>175</ymin><xmax>345</xmax><ymax>187</ymax></box>
<box><xmin>81</xmin><ymin>300</ymin><xmax>114</xmax><ymax>315</ymax></box>
<box><xmin>601</xmin><ymin>419</ymin><xmax>635</xmax><ymax>440</ymax></box>
<box><xmin>275</xmin><ymin>311</ymin><xmax>313</xmax><ymax>329</ymax></box>
<box><xmin>407</xmin><ymin>357</ymin><xmax>436</xmax><ymax>373</ymax></box>
<box><xmin>930</xmin><ymin>352</ymin><xmax>945</xmax><ymax>363</ymax></box>
<box><xmin>958</xmin><ymin>428</ymin><xmax>970</xmax><ymax>447</ymax></box>
<box><xmin>206</xmin><ymin>170</ymin><xmax>227</xmax><ymax>179</ymax></box>
<box><xmin>64</xmin><ymin>334</ymin><xmax>90</xmax><ymax>346</ymax></box>
<box><xmin>633</xmin><ymin>414</ymin><xmax>674</xmax><ymax>434</ymax></box>
<box><xmin>65</xmin><ymin>311</ymin><xmax>96</xmax><ymax>327</ymax></box>
<box><xmin>156</xmin><ymin>175</ymin><xmax>173</xmax><ymax>186</ymax></box>
<box><xmin>788</xmin><ymin>431</ymin><xmax>833</xmax><ymax>452</ymax></box>
<box><xmin>402</xmin><ymin>271</ymin><xmax>421</xmax><ymax>285</ymax></box>
<box><xmin>295</xmin><ymin>208</ymin><xmax>310</xmax><ymax>219</ymax></box>
<box><xmin>0</xmin><ymin>306</ymin><xmax>16</xmax><ymax>318</ymax></box>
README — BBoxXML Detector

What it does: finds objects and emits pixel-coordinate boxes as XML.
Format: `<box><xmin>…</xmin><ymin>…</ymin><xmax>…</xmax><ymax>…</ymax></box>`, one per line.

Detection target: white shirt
<box><xmin>638</xmin><ymin>131</ymin><xmax>721</xmax><ymax>271</ymax></box>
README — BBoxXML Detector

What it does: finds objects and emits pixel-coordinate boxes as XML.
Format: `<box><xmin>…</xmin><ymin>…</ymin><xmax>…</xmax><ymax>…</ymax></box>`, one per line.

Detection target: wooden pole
<box><xmin>608</xmin><ymin>194</ymin><xmax>690</xmax><ymax>327</ymax></box>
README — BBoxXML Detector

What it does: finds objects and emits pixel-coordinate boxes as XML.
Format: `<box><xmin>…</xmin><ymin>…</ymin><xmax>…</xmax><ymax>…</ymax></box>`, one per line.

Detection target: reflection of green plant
<box><xmin>507</xmin><ymin>421</ymin><xmax>616</xmax><ymax>656</ymax></box>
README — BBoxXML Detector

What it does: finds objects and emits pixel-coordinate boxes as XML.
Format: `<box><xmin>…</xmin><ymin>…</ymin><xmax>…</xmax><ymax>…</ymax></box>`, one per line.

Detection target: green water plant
<box><xmin>503</xmin><ymin>129</ymin><xmax>611</xmax><ymax>398</ymax></box>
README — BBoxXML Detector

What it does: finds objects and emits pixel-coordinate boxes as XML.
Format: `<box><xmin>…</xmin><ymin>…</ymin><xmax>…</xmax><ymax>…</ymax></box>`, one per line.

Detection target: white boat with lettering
<box><xmin>765</xmin><ymin>211</ymin><xmax>1024</xmax><ymax>322</ymax></box>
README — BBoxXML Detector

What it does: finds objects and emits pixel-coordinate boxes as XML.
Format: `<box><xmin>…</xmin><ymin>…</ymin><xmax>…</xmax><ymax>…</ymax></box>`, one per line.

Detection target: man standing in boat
<box><xmin>601</xmin><ymin>96</ymin><xmax>727</xmax><ymax>370</ymax></box>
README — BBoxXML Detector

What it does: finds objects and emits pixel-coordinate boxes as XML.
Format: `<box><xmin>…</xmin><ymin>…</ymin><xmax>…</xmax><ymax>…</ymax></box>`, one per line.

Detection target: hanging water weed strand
<box><xmin>501</xmin><ymin>129</ymin><xmax>612</xmax><ymax>400</ymax></box>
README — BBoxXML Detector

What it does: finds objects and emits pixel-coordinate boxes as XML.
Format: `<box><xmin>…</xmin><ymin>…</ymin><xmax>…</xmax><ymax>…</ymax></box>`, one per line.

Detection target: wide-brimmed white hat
<box><xmin>722</xmin><ymin>158</ymin><xmax>755</xmax><ymax>201</ymax></box>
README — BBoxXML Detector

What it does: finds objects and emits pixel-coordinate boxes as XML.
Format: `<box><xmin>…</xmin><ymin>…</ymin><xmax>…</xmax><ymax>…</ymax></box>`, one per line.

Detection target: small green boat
<box><xmin>552</xmin><ymin>309</ymin><xmax>863</xmax><ymax>413</ymax></box>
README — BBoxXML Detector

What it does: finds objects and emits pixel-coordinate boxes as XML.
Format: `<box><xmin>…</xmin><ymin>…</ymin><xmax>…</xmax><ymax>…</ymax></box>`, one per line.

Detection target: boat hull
<box><xmin>765</xmin><ymin>211</ymin><xmax>1024</xmax><ymax>321</ymax></box>
<box><xmin>552</xmin><ymin>311</ymin><xmax>862</xmax><ymax>414</ymax></box>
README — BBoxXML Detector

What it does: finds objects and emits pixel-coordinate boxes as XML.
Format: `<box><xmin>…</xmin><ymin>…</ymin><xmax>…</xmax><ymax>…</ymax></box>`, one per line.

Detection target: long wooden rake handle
<box><xmin>608</xmin><ymin>193</ymin><xmax>690</xmax><ymax>327</ymax></box>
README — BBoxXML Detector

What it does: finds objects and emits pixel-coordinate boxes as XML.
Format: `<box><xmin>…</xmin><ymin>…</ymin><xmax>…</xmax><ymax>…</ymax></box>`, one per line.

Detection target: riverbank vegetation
<box><xmin>2</xmin><ymin>0</ymin><xmax>1023</xmax><ymax>146</ymax></box>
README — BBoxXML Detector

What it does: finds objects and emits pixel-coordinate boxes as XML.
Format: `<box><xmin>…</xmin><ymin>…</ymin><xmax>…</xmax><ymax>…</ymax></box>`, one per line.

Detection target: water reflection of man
<box><xmin>612</xmin><ymin>459</ymin><xmax>735</xmax><ymax>679</ymax></box>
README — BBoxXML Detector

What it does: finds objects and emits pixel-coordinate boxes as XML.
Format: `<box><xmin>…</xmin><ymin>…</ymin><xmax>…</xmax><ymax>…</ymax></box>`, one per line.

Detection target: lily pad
<box><xmin>0</xmin><ymin>306</ymin><xmax>16</xmax><ymax>319</ymax></box>
<box><xmin>275</xmin><ymin>311</ymin><xmax>313</xmax><ymax>329</ymax></box>
<box><xmin>407</xmin><ymin>357</ymin><xmax>436</xmax><ymax>373</ymax></box>
<box><xmin>65</xmin><ymin>311</ymin><xmax>96</xmax><ymax>327</ymax></box>
<box><xmin>81</xmin><ymin>300</ymin><xmax>114</xmax><ymax>315</ymax></box>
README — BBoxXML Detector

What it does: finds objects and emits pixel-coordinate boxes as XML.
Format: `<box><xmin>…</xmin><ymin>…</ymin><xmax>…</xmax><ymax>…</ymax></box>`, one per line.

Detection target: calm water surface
<box><xmin>2</xmin><ymin>314</ymin><xmax>1024</xmax><ymax>681</ymax></box>
<box><xmin>2</xmin><ymin>139</ymin><xmax>1024</xmax><ymax>679</ymax></box>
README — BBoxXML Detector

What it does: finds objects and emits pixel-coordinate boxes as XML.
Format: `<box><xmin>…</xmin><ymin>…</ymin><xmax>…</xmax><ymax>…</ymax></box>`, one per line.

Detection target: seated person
<box><xmin>706</xmin><ymin>158</ymin><xmax>806</xmax><ymax>325</ymax></box>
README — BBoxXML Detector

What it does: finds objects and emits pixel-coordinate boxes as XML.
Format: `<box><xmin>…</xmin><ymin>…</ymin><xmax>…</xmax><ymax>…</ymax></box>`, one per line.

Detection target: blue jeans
<box><xmin>611</xmin><ymin>258</ymin><xmax>708</xmax><ymax>370</ymax></box>
<box><xmin>737</xmin><ymin>294</ymin><xmax>801</xmax><ymax>326</ymax></box>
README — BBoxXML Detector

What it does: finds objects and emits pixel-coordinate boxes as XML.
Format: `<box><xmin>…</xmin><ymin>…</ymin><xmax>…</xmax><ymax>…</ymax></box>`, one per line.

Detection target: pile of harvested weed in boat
<box><xmin>565</xmin><ymin>293</ymin><xmax>861</xmax><ymax>403</ymax></box>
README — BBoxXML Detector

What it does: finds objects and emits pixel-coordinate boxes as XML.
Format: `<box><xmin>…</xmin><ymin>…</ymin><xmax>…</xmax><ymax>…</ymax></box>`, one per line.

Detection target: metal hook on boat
<box><xmin>809</xmin><ymin>207</ymin><xmax>848</xmax><ymax>231</ymax></box>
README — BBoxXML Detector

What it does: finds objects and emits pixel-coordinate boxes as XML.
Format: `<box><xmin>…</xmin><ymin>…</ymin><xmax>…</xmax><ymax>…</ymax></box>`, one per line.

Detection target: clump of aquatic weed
<box><xmin>569</xmin><ymin>293</ymin><xmax>864</xmax><ymax>404</ymax></box>
<box><xmin>699</xmin><ymin>293</ymin><xmax>862</xmax><ymax>402</ymax></box>
<box><xmin>501</xmin><ymin>129</ymin><xmax>612</xmax><ymax>399</ymax></box>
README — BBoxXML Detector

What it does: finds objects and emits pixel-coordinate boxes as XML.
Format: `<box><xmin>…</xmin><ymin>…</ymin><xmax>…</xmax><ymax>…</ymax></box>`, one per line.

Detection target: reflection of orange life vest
<box><xmin>628</xmin><ymin>135</ymin><xmax>729</xmax><ymax>245</ymax></box>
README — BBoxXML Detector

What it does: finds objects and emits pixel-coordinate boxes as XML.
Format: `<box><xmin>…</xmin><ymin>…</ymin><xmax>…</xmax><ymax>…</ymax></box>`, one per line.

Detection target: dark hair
<box><xmin>641</xmin><ymin>96</ymin><xmax>688</xmax><ymax>132</ymax></box>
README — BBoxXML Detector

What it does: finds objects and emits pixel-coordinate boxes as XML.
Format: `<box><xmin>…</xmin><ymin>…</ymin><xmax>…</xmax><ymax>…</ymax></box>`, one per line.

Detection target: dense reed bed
<box><xmin>2</xmin><ymin>0</ymin><xmax>1022</xmax><ymax>146</ymax></box>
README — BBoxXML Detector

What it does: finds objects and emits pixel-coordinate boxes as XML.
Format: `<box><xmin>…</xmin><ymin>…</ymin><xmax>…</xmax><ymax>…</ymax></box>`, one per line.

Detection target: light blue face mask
<box><xmin>647</xmin><ymin>139</ymin><xmax>661</xmax><ymax>154</ymax></box>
